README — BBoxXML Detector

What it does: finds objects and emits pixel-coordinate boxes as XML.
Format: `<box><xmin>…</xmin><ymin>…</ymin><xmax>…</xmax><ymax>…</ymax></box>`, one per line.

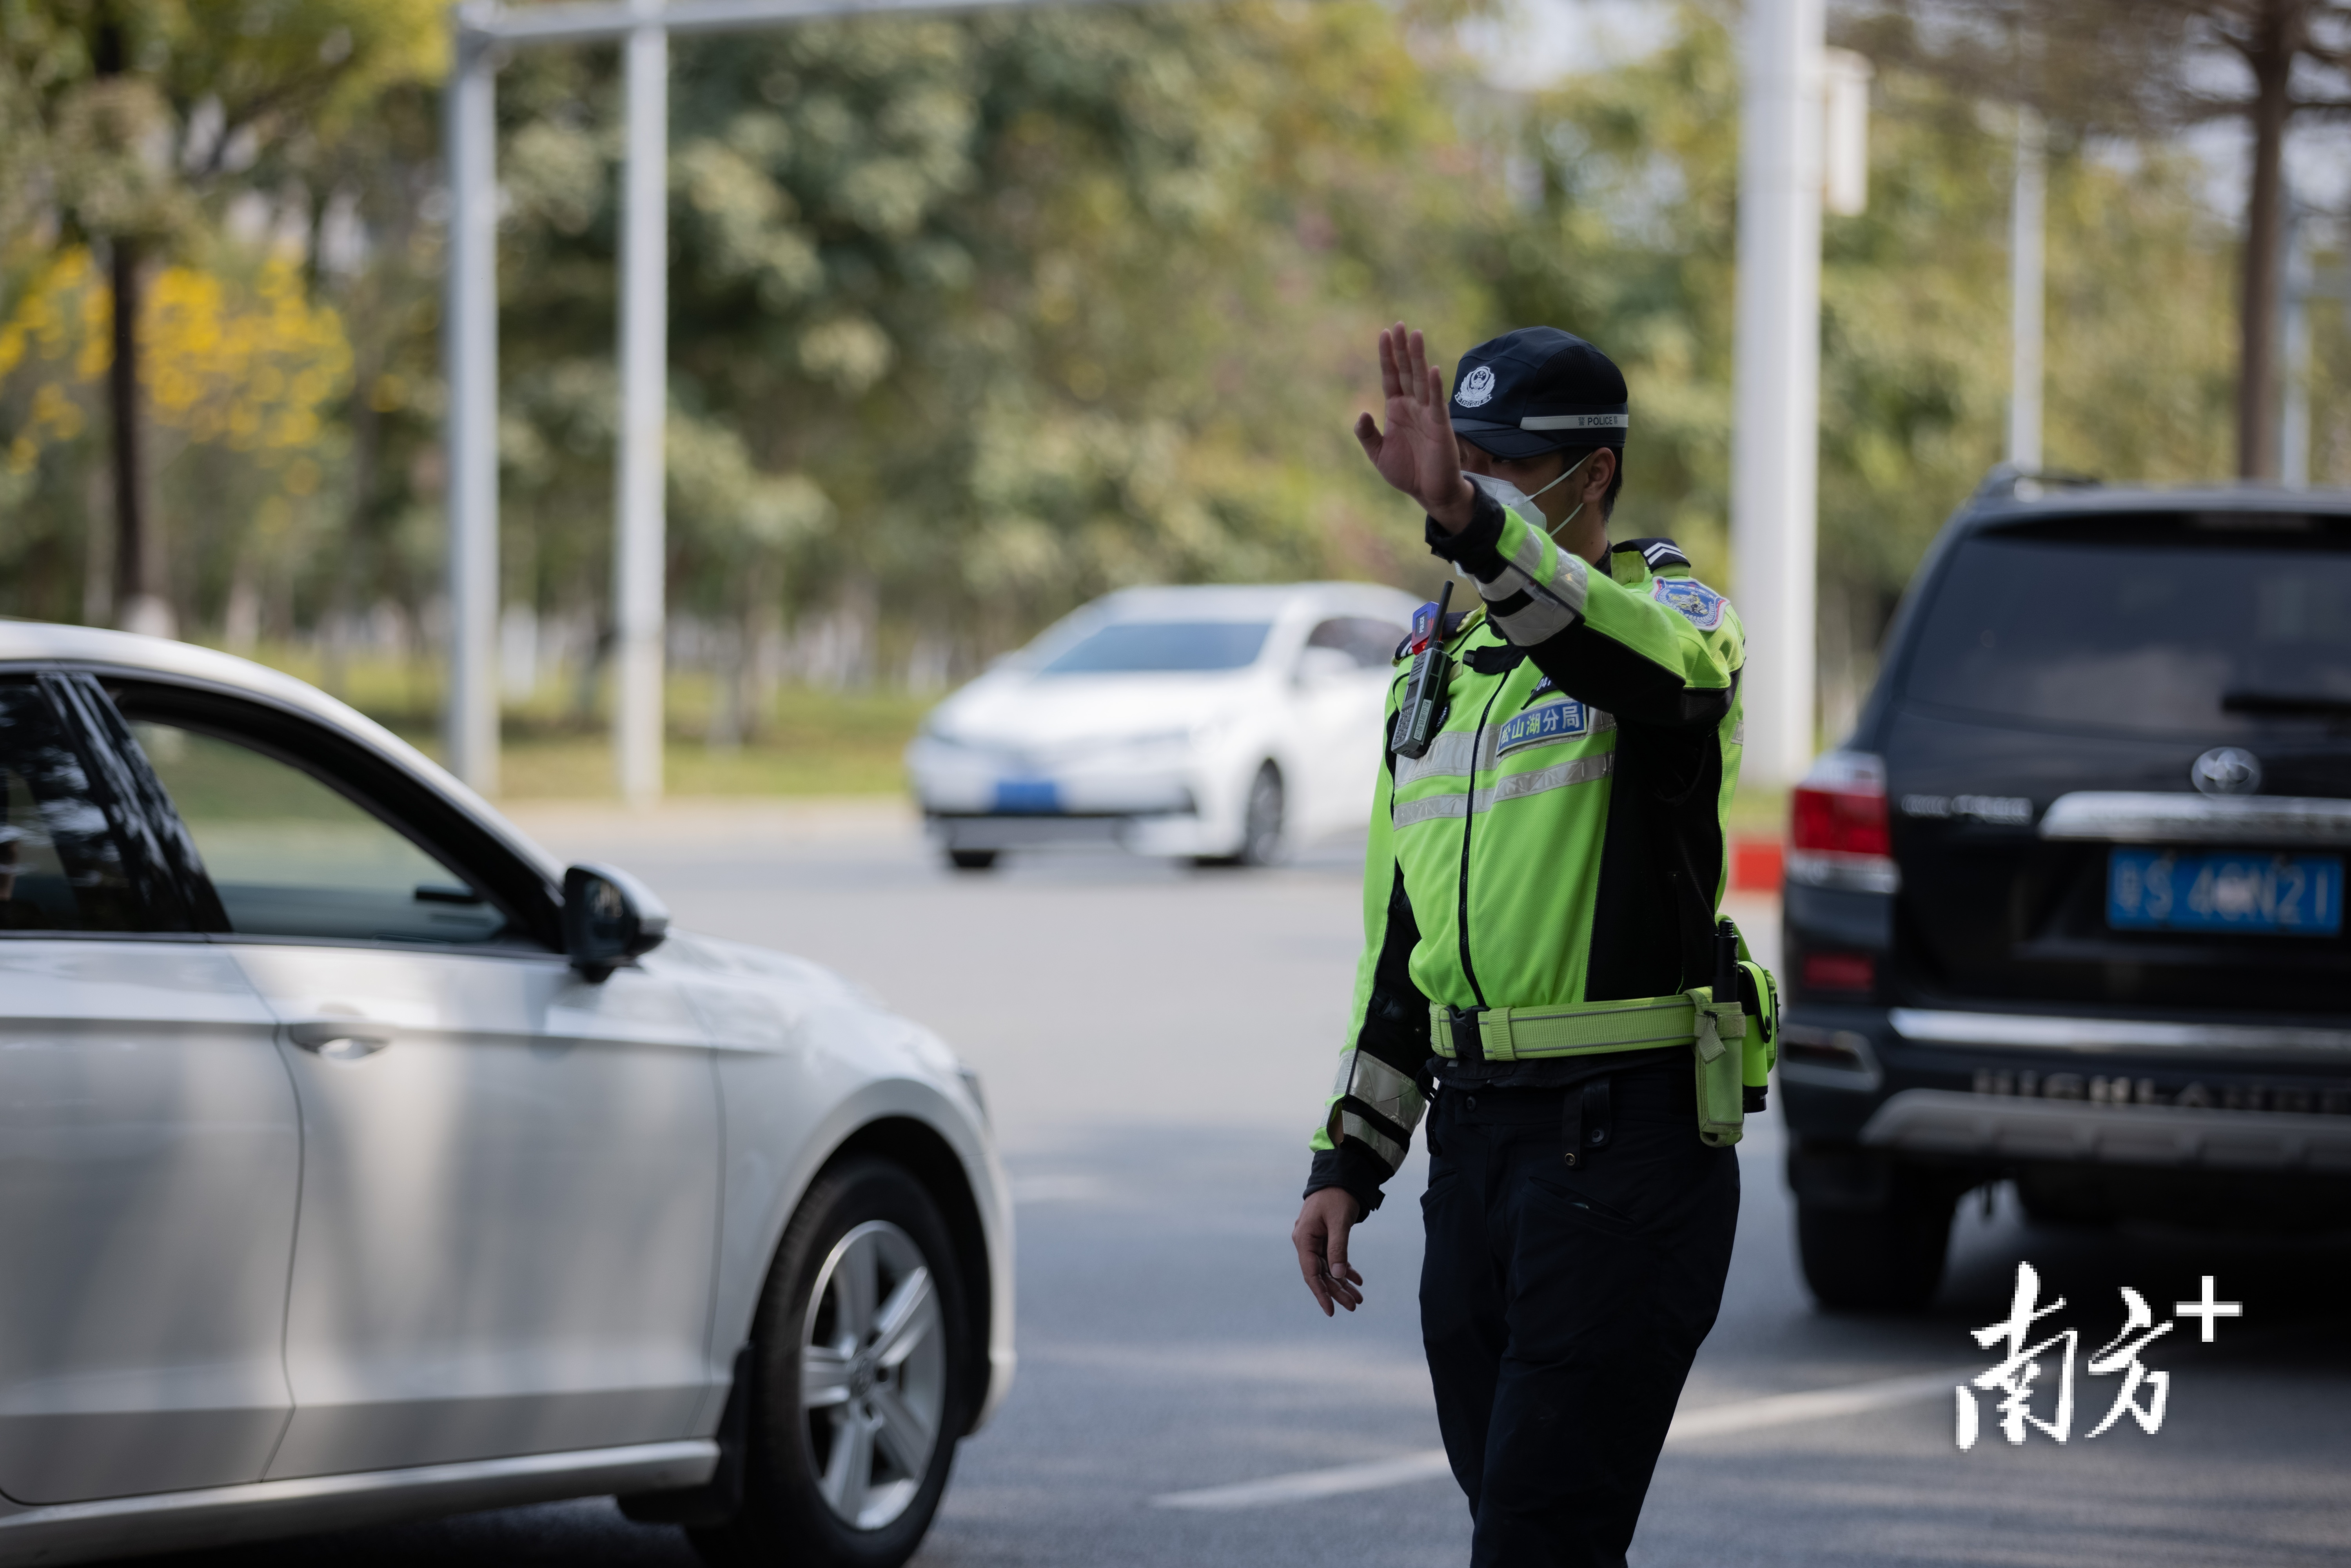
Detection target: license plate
<box><xmin>992</xmin><ymin>779</ymin><xmax>1061</xmax><ymax>815</ymax></box>
<box><xmin>2107</xmin><ymin>849</ymin><xmax>2343</xmax><ymax>936</ymax></box>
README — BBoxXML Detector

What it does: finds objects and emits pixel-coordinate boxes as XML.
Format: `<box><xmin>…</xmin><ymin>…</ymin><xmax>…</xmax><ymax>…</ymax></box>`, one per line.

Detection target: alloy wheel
<box><xmin>798</xmin><ymin>1220</ymin><xmax>948</xmax><ymax>1530</ymax></box>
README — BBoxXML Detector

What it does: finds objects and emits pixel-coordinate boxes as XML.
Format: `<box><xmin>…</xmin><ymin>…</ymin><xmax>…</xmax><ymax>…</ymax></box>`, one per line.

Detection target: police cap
<box><xmin>1447</xmin><ymin>327</ymin><xmax>1628</xmax><ymax>461</ymax></box>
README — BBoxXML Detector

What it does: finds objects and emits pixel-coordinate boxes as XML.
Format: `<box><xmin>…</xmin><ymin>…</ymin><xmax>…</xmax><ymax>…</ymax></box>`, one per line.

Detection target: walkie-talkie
<box><xmin>1390</xmin><ymin>581</ymin><xmax>1455</xmax><ymax>760</ymax></box>
<box><xmin>1713</xmin><ymin>918</ymin><xmax>1740</xmax><ymax>1013</ymax></box>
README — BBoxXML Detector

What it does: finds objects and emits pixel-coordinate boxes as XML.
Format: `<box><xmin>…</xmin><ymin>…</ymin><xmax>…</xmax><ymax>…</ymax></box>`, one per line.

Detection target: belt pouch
<box><xmin>1688</xmin><ymin>989</ymin><xmax>1745</xmax><ymax>1147</ymax></box>
<box><xmin>1737</xmin><ymin>959</ymin><xmax>1779</xmax><ymax>1109</ymax></box>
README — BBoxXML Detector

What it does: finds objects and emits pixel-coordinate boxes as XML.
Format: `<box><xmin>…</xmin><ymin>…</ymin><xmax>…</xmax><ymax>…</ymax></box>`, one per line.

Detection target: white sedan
<box><xmin>906</xmin><ymin>582</ymin><xmax>1420</xmax><ymax>869</ymax></box>
<box><xmin>0</xmin><ymin>623</ymin><xmax>1009</xmax><ymax>1568</ymax></box>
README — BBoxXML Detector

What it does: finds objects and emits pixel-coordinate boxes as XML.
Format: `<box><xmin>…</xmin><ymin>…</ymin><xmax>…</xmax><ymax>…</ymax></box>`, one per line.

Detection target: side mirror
<box><xmin>563</xmin><ymin>862</ymin><xmax>670</xmax><ymax>981</ymax></box>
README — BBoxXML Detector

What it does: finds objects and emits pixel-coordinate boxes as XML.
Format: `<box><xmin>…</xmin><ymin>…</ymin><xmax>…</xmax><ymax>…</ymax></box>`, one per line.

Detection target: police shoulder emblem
<box><xmin>1651</xmin><ymin>576</ymin><xmax>1726</xmax><ymax>630</ymax></box>
<box><xmin>1455</xmin><ymin>366</ymin><xmax>1496</xmax><ymax>408</ymax></box>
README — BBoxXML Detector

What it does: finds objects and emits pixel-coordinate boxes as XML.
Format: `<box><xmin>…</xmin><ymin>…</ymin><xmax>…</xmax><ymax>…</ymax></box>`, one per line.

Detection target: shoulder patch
<box><xmin>1651</xmin><ymin>576</ymin><xmax>1726</xmax><ymax>630</ymax></box>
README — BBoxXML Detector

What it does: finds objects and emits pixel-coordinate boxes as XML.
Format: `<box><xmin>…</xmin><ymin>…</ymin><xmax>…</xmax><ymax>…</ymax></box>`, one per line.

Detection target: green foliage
<box><xmin>484</xmin><ymin>0</ymin><xmax>1487</xmax><ymax>666</ymax></box>
<box><xmin>1486</xmin><ymin>2</ymin><xmax>2238</xmax><ymax>622</ymax></box>
<box><xmin>0</xmin><ymin>0</ymin><xmax>2298</xmax><ymax>778</ymax></box>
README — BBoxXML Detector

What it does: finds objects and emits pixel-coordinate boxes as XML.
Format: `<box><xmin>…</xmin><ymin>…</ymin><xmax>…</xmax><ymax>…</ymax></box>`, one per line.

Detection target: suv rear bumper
<box><xmin>1781</xmin><ymin>1001</ymin><xmax>2351</xmax><ymax>1154</ymax></box>
<box><xmin>1860</xmin><ymin>1088</ymin><xmax>2351</xmax><ymax>1173</ymax></box>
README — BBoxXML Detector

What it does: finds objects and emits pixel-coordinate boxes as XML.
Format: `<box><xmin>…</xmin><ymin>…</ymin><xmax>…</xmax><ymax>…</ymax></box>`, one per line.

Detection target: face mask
<box><xmin>1463</xmin><ymin>450</ymin><xmax>1597</xmax><ymax>540</ymax></box>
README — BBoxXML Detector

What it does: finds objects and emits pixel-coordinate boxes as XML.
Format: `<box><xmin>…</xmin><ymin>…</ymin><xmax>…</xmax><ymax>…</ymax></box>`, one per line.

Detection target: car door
<box><xmin>0</xmin><ymin>673</ymin><xmax>301</xmax><ymax>1503</ymax></box>
<box><xmin>109</xmin><ymin>681</ymin><xmax>723</xmax><ymax>1478</ymax></box>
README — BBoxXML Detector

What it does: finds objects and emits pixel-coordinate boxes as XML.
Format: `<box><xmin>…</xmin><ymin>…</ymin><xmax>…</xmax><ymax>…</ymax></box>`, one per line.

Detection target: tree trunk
<box><xmin>2237</xmin><ymin>0</ymin><xmax>2302</xmax><ymax>481</ymax></box>
<box><xmin>106</xmin><ymin>236</ymin><xmax>170</xmax><ymax>635</ymax></box>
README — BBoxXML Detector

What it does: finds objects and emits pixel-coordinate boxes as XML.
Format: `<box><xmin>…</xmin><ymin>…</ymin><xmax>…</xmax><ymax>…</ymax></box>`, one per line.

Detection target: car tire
<box><xmin>690</xmin><ymin>1159</ymin><xmax>970</xmax><ymax>1568</ymax></box>
<box><xmin>1795</xmin><ymin>1183</ymin><xmax>1954</xmax><ymax>1313</ymax></box>
<box><xmin>1193</xmin><ymin>763</ymin><xmax>1285</xmax><ymax>869</ymax></box>
<box><xmin>945</xmin><ymin>849</ymin><xmax>999</xmax><ymax>873</ymax></box>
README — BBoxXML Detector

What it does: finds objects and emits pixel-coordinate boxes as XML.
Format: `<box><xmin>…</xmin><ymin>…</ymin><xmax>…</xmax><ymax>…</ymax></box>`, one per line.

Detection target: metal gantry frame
<box><xmin>441</xmin><ymin>0</ymin><xmax>1132</xmax><ymax>803</ymax></box>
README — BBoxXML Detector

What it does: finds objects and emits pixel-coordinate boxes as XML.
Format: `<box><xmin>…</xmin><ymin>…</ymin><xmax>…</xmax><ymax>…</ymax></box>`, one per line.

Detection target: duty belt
<box><xmin>1432</xmin><ymin>993</ymin><xmax>1701</xmax><ymax>1065</ymax></box>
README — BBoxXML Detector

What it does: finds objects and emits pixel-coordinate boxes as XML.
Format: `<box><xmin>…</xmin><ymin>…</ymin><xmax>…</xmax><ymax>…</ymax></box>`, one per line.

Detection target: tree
<box><xmin>1834</xmin><ymin>0</ymin><xmax>2351</xmax><ymax>480</ymax></box>
<box><xmin>2</xmin><ymin>0</ymin><xmax>440</xmax><ymax>632</ymax></box>
<box><xmin>1490</xmin><ymin>2</ymin><xmax>2240</xmax><ymax>722</ymax></box>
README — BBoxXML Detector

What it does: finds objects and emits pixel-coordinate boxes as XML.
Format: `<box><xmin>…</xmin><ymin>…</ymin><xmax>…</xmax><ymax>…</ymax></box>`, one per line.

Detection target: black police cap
<box><xmin>1447</xmin><ymin>327</ymin><xmax>1628</xmax><ymax>461</ymax></box>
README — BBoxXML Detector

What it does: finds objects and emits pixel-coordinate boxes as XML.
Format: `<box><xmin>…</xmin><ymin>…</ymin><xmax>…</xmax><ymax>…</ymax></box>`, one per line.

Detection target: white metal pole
<box><xmin>2006</xmin><ymin>107</ymin><xmax>2046</xmax><ymax>473</ymax></box>
<box><xmin>1730</xmin><ymin>0</ymin><xmax>1824</xmax><ymax>786</ymax></box>
<box><xmin>443</xmin><ymin>15</ymin><xmax>501</xmax><ymax>796</ymax></box>
<box><xmin>2282</xmin><ymin>206</ymin><xmax>2311</xmax><ymax>488</ymax></box>
<box><xmin>613</xmin><ymin>0</ymin><xmax>669</xmax><ymax>807</ymax></box>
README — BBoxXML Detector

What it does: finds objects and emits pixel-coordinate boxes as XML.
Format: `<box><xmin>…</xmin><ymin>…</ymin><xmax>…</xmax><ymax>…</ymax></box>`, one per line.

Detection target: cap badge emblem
<box><xmin>2191</xmin><ymin>747</ymin><xmax>2262</xmax><ymax>797</ymax></box>
<box><xmin>1455</xmin><ymin>365</ymin><xmax>1496</xmax><ymax>407</ymax></box>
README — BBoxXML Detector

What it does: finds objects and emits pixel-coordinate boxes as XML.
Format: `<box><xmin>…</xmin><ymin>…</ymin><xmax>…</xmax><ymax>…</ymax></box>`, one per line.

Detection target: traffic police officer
<box><xmin>1291</xmin><ymin>322</ymin><xmax>1768</xmax><ymax>1568</ymax></box>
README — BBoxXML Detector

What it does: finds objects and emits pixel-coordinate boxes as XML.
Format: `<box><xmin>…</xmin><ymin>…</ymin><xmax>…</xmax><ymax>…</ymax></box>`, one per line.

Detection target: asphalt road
<box><xmin>172</xmin><ymin>801</ymin><xmax>2351</xmax><ymax>1568</ymax></box>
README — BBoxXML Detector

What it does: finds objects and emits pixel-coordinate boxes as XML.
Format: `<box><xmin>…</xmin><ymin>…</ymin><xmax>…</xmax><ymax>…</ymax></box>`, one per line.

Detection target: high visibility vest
<box><xmin>1314</xmin><ymin>501</ymin><xmax>1747</xmax><ymax>1176</ymax></box>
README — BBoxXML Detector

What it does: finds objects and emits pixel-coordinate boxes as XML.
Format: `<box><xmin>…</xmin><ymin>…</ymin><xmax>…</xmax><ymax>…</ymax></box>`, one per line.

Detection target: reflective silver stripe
<box><xmin>1393</xmin><ymin>753</ymin><xmax>1614</xmax><ymax>827</ymax></box>
<box><xmin>1333</xmin><ymin>1111</ymin><xmax>1405</xmax><ymax>1172</ymax></box>
<box><xmin>1393</xmin><ymin>791</ymin><xmax>1472</xmax><ymax>828</ymax></box>
<box><xmin>1341</xmin><ymin>1049</ymin><xmax>1427</xmax><ymax>1135</ymax></box>
<box><xmin>1483</xmin><ymin>753</ymin><xmax>1614</xmax><ymax>808</ymax></box>
<box><xmin>1504</xmin><ymin>525</ymin><xmax>1589</xmax><ymax>617</ymax></box>
<box><xmin>1395</xmin><ymin>728</ymin><xmax>1485</xmax><ymax>785</ymax></box>
<box><xmin>1395</xmin><ymin>707</ymin><xmax>1616</xmax><ymax>787</ymax></box>
<box><xmin>1489</xmin><ymin>594</ymin><xmax>1576</xmax><ymax>643</ymax></box>
<box><xmin>1521</xmin><ymin>412</ymin><xmax>1628</xmax><ymax>430</ymax></box>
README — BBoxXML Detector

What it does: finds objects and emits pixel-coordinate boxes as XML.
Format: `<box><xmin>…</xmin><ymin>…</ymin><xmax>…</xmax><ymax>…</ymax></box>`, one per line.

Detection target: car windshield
<box><xmin>1036</xmin><ymin>619</ymin><xmax>1272</xmax><ymax>675</ymax></box>
<box><xmin>1902</xmin><ymin>520</ymin><xmax>2351</xmax><ymax>738</ymax></box>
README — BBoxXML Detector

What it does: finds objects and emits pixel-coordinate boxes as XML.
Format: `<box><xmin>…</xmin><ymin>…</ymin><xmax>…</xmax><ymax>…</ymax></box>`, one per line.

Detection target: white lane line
<box><xmin>1152</xmin><ymin>1450</ymin><xmax>1454</xmax><ymax>1511</ymax></box>
<box><xmin>1149</xmin><ymin>1366</ymin><xmax>1973</xmax><ymax>1511</ymax></box>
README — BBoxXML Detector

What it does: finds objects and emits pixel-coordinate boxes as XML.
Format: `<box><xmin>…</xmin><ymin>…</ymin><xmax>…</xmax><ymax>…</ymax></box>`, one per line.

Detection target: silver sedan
<box><xmin>0</xmin><ymin>623</ymin><xmax>1011</xmax><ymax>1568</ymax></box>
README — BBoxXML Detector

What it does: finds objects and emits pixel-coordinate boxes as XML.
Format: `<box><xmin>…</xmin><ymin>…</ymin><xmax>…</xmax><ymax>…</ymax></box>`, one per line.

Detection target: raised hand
<box><xmin>1354</xmin><ymin>322</ymin><xmax>1476</xmax><ymax>533</ymax></box>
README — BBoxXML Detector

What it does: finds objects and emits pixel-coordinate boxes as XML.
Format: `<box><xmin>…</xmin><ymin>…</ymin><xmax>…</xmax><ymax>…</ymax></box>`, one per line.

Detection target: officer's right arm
<box><xmin>1303</xmin><ymin>704</ymin><xmax>1430</xmax><ymax>1220</ymax></box>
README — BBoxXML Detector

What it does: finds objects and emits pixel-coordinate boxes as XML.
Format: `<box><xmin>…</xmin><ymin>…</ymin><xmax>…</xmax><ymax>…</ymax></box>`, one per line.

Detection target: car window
<box><xmin>130</xmin><ymin>720</ymin><xmax>511</xmax><ymax>945</ymax></box>
<box><xmin>0</xmin><ymin>682</ymin><xmax>141</xmax><ymax>933</ymax></box>
<box><xmin>1037</xmin><ymin>620</ymin><xmax>1272</xmax><ymax>675</ymax></box>
<box><xmin>1903</xmin><ymin>532</ymin><xmax>2351</xmax><ymax>739</ymax></box>
<box><xmin>1307</xmin><ymin>616</ymin><xmax>1408</xmax><ymax>670</ymax></box>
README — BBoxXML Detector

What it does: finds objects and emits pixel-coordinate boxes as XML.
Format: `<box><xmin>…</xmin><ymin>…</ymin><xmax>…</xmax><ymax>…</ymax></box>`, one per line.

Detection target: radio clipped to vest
<box><xmin>1390</xmin><ymin>581</ymin><xmax>1454</xmax><ymax>760</ymax></box>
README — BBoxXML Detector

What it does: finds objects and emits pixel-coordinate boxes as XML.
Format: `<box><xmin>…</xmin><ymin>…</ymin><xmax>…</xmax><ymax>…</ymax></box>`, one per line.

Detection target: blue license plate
<box><xmin>2107</xmin><ymin>849</ymin><xmax>2343</xmax><ymax>936</ymax></box>
<box><xmin>993</xmin><ymin>779</ymin><xmax>1061</xmax><ymax>815</ymax></box>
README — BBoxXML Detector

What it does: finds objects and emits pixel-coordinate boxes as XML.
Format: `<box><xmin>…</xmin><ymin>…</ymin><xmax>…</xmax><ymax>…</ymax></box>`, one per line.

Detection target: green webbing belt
<box><xmin>1429</xmin><ymin>993</ymin><xmax>1700</xmax><ymax>1064</ymax></box>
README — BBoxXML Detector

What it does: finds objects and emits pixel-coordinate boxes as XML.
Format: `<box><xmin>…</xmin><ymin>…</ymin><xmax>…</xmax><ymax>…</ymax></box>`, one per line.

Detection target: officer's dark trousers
<box><xmin>1419</xmin><ymin>1065</ymin><xmax>1739</xmax><ymax>1568</ymax></box>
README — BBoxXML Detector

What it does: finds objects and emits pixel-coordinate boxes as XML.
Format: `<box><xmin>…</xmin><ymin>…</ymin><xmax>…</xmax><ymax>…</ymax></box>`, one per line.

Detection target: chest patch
<box><xmin>1651</xmin><ymin>576</ymin><xmax>1725</xmax><ymax>630</ymax></box>
<box><xmin>1495</xmin><ymin>697</ymin><xmax>1591</xmax><ymax>757</ymax></box>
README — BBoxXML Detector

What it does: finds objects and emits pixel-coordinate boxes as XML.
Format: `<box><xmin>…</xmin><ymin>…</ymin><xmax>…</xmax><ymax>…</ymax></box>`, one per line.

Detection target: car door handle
<box><xmin>288</xmin><ymin>1020</ymin><xmax>392</xmax><ymax>1061</ymax></box>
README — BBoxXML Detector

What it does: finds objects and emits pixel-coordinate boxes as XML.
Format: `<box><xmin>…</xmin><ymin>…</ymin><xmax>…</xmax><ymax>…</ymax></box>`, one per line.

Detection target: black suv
<box><xmin>1779</xmin><ymin>478</ymin><xmax>2351</xmax><ymax>1309</ymax></box>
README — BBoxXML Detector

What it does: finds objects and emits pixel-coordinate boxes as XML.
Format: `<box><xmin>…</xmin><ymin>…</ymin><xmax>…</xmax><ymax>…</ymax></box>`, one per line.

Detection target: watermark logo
<box><xmin>1956</xmin><ymin>1263</ymin><xmax>2241</xmax><ymax>1449</ymax></box>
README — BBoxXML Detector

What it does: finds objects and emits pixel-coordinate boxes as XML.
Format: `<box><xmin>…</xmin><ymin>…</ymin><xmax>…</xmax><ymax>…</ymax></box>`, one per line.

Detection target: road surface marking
<box><xmin>1149</xmin><ymin>1366</ymin><xmax>1973</xmax><ymax>1510</ymax></box>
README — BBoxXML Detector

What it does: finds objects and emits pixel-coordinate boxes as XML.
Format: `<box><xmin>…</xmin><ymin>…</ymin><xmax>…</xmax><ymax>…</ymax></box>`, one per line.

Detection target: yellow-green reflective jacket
<box><xmin>1308</xmin><ymin>492</ymin><xmax>1745</xmax><ymax>1206</ymax></box>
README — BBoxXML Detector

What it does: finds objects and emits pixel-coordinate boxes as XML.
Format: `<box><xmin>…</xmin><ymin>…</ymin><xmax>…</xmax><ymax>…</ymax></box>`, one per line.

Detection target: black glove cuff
<box><xmin>1304</xmin><ymin>1142</ymin><xmax>1389</xmax><ymax>1217</ymax></box>
<box><xmin>1425</xmin><ymin>486</ymin><xmax>1509</xmax><ymax>583</ymax></box>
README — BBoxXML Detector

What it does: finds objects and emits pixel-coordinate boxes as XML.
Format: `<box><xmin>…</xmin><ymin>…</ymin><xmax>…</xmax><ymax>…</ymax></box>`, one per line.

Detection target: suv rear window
<box><xmin>1902</xmin><ymin>516</ymin><xmax>2351</xmax><ymax>738</ymax></box>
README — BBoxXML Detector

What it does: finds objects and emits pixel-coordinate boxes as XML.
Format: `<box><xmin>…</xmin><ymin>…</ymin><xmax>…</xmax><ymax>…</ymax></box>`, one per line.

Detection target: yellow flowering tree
<box><xmin>0</xmin><ymin>247</ymin><xmax>352</xmax><ymax>631</ymax></box>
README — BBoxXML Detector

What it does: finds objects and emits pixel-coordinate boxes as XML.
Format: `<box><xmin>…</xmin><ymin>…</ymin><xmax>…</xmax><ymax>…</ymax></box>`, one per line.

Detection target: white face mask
<box><xmin>1463</xmin><ymin>450</ymin><xmax>1597</xmax><ymax>540</ymax></box>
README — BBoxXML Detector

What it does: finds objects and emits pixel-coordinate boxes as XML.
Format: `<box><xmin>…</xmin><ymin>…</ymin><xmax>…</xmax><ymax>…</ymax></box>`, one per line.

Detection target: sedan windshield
<box><xmin>1903</xmin><ymin>522</ymin><xmax>2351</xmax><ymax>738</ymax></box>
<box><xmin>1037</xmin><ymin>620</ymin><xmax>1272</xmax><ymax>675</ymax></box>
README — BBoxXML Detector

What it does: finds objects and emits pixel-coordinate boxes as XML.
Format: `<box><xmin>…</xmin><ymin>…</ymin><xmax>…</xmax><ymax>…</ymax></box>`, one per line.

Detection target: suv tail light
<box><xmin>1788</xmin><ymin>751</ymin><xmax>1900</xmax><ymax>894</ymax></box>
